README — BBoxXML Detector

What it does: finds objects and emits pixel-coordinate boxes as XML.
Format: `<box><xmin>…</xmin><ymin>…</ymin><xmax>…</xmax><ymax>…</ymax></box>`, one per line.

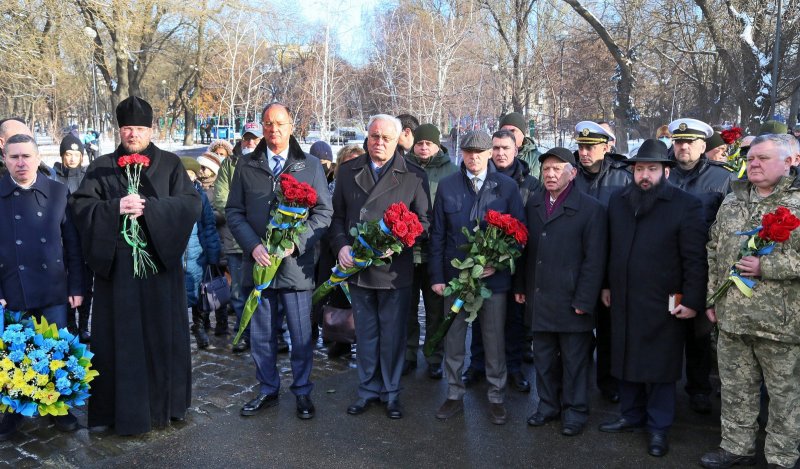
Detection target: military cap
<box><xmin>758</xmin><ymin>120</ymin><xmax>788</xmax><ymax>136</ymax></box>
<box><xmin>460</xmin><ymin>130</ymin><xmax>492</xmax><ymax>151</ymax></box>
<box><xmin>575</xmin><ymin>121</ymin><xmax>614</xmax><ymax>145</ymax></box>
<box><xmin>668</xmin><ymin>118</ymin><xmax>713</xmax><ymax>141</ymax></box>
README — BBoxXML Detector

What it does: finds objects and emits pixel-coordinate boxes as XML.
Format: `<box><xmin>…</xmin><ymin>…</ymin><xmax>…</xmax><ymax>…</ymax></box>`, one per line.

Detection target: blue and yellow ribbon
<box><xmin>269</xmin><ymin>205</ymin><xmax>308</xmax><ymax>229</ymax></box>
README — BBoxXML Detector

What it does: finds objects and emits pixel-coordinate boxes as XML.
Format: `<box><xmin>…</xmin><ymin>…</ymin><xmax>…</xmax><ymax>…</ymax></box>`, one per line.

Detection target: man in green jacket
<box><xmin>214</xmin><ymin>122</ymin><xmax>262</xmax><ymax>352</ymax></box>
<box><xmin>701</xmin><ymin>134</ymin><xmax>800</xmax><ymax>469</ymax></box>
<box><xmin>403</xmin><ymin>123</ymin><xmax>457</xmax><ymax>379</ymax></box>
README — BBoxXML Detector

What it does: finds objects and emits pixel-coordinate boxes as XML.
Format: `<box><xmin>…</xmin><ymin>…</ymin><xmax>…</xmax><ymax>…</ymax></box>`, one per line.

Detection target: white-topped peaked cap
<box><xmin>575</xmin><ymin>121</ymin><xmax>614</xmax><ymax>145</ymax></box>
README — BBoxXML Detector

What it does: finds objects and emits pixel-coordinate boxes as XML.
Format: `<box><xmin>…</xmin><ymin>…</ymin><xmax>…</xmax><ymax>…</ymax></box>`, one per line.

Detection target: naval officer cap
<box><xmin>575</xmin><ymin>121</ymin><xmax>614</xmax><ymax>145</ymax></box>
<box><xmin>668</xmin><ymin>118</ymin><xmax>713</xmax><ymax>141</ymax></box>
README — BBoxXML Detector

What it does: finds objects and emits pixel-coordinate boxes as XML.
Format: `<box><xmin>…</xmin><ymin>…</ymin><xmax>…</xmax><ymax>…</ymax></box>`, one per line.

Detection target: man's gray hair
<box><xmin>751</xmin><ymin>133</ymin><xmax>799</xmax><ymax>160</ymax></box>
<box><xmin>261</xmin><ymin>102</ymin><xmax>293</xmax><ymax>121</ymax></box>
<box><xmin>5</xmin><ymin>133</ymin><xmax>38</xmax><ymax>154</ymax></box>
<box><xmin>367</xmin><ymin>114</ymin><xmax>402</xmax><ymax>135</ymax></box>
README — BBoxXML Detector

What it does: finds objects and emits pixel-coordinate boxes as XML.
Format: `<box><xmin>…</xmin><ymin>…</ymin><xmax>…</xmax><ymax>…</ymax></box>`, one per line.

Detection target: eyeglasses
<box><xmin>262</xmin><ymin>121</ymin><xmax>292</xmax><ymax>128</ymax></box>
<box><xmin>369</xmin><ymin>133</ymin><xmax>395</xmax><ymax>143</ymax></box>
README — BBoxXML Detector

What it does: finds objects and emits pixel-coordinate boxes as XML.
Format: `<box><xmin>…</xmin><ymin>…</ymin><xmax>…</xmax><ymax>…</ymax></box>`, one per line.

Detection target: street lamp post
<box><xmin>557</xmin><ymin>30</ymin><xmax>568</xmax><ymax>147</ymax></box>
<box><xmin>83</xmin><ymin>27</ymin><xmax>99</xmax><ymax>133</ymax></box>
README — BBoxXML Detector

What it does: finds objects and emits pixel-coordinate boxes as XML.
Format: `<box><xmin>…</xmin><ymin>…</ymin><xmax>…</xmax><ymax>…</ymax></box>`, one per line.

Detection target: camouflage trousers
<box><xmin>718</xmin><ymin>330</ymin><xmax>800</xmax><ymax>467</ymax></box>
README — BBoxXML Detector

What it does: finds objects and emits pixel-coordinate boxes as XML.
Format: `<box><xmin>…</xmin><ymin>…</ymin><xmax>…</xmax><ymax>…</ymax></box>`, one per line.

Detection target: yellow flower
<box><xmin>49</xmin><ymin>360</ymin><xmax>65</xmax><ymax>371</ymax></box>
<box><xmin>0</xmin><ymin>357</ymin><xmax>13</xmax><ymax>371</ymax></box>
<box><xmin>35</xmin><ymin>373</ymin><xmax>50</xmax><ymax>387</ymax></box>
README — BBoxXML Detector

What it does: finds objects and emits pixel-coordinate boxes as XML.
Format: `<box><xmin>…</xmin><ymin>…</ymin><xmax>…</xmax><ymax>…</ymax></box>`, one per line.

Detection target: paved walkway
<box><xmin>0</xmin><ymin>317</ymin><xmax>790</xmax><ymax>468</ymax></box>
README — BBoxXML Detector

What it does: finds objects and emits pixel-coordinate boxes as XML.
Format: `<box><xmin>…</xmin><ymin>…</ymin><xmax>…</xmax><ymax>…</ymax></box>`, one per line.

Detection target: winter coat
<box><xmin>406</xmin><ymin>148</ymin><xmax>458</xmax><ymax>264</ymax></box>
<box><xmin>51</xmin><ymin>162</ymin><xmax>87</xmax><ymax>194</ymax></box>
<box><xmin>517</xmin><ymin>136</ymin><xmax>542</xmax><ymax>180</ymax></box>
<box><xmin>574</xmin><ymin>153</ymin><xmax>632</xmax><ymax>207</ymax></box>
<box><xmin>429</xmin><ymin>162</ymin><xmax>525</xmax><ymax>294</ymax></box>
<box><xmin>518</xmin><ymin>184</ymin><xmax>607</xmax><ymax>331</ymax></box>
<box><xmin>183</xmin><ymin>181</ymin><xmax>220</xmax><ymax>307</ymax></box>
<box><xmin>667</xmin><ymin>156</ymin><xmax>735</xmax><ymax>231</ymax></box>
<box><xmin>0</xmin><ymin>174</ymin><xmax>83</xmax><ymax>310</ymax></box>
<box><xmin>708</xmin><ymin>176</ymin><xmax>800</xmax><ymax>344</ymax></box>
<box><xmin>214</xmin><ymin>146</ymin><xmax>242</xmax><ymax>255</ymax></box>
<box><xmin>607</xmin><ymin>182</ymin><xmax>708</xmax><ymax>382</ymax></box>
<box><xmin>329</xmin><ymin>150</ymin><xmax>431</xmax><ymax>290</ymax></box>
<box><xmin>226</xmin><ymin>136</ymin><xmax>332</xmax><ymax>291</ymax></box>
<box><xmin>497</xmin><ymin>158</ymin><xmax>543</xmax><ymax>207</ymax></box>
<box><xmin>405</xmin><ymin>146</ymin><xmax>457</xmax><ymax>203</ymax></box>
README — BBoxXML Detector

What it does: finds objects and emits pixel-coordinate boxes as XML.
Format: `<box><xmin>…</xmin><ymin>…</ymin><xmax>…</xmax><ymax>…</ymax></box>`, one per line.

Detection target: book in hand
<box><xmin>668</xmin><ymin>293</ymin><xmax>683</xmax><ymax>311</ymax></box>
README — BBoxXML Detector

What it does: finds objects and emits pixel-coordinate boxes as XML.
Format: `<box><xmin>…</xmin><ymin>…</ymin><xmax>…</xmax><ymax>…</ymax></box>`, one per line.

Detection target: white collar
<box><xmin>11</xmin><ymin>173</ymin><xmax>37</xmax><ymax>189</ymax></box>
<box><xmin>266</xmin><ymin>146</ymin><xmax>289</xmax><ymax>161</ymax></box>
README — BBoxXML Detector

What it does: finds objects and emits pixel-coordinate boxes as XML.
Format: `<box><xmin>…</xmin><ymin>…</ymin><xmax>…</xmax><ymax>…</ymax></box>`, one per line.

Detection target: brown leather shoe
<box><xmin>488</xmin><ymin>402</ymin><xmax>507</xmax><ymax>425</ymax></box>
<box><xmin>435</xmin><ymin>399</ymin><xmax>464</xmax><ymax>420</ymax></box>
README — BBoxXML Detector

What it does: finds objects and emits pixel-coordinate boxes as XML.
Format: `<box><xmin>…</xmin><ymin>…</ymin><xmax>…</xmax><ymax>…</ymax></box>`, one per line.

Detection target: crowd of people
<box><xmin>0</xmin><ymin>97</ymin><xmax>799</xmax><ymax>469</ymax></box>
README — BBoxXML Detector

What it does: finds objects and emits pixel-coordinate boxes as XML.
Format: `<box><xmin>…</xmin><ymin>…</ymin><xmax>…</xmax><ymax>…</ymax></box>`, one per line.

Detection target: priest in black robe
<box><xmin>69</xmin><ymin>96</ymin><xmax>201</xmax><ymax>435</ymax></box>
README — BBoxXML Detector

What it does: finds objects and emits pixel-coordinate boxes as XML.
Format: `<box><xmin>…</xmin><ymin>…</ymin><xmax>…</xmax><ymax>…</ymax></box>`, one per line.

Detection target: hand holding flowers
<box><xmin>118</xmin><ymin>154</ymin><xmax>157</xmax><ymax>278</ymax></box>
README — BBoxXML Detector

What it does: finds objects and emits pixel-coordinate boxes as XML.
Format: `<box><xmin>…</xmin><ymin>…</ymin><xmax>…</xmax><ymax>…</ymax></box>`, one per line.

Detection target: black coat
<box><xmin>225</xmin><ymin>136</ymin><xmax>332</xmax><ymax>291</ymax></box>
<box><xmin>69</xmin><ymin>143</ymin><xmax>201</xmax><ymax>435</ymax></box>
<box><xmin>51</xmin><ymin>162</ymin><xmax>87</xmax><ymax>194</ymax></box>
<box><xmin>0</xmin><ymin>174</ymin><xmax>83</xmax><ymax>310</ymax></box>
<box><xmin>328</xmin><ymin>150</ymin><xmax>431</xmax><ymax>289</ymax></box>
<box><xmin>519</xmin><ymin>184</ymin><xmax>607</xmax><ymax>332</ymax></box>
<box><xmin>429</xmin><ymin>163</ymin><xmax>525</xmax><ymax>293</ymax></box>
<box><xmin>667</xmin><ymin>157</ymin><xmax>734</xmax><ymax>230</ymax></box>
<box><xmin>607</xmin><ymin>182</ymin><xmax>708</xmax><ymax>383</ymax></box>
<box><xmin>574</xmin><ymin>154</ymin><xmax>632</xmax><ymax>207</ymax></box>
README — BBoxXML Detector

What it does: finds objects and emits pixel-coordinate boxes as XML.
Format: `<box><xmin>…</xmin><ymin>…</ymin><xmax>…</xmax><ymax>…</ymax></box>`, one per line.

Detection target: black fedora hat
<box><xmin>626</xmin><ymin>139</ymin><xmax>675</xmax><ymax>167</ymax></box>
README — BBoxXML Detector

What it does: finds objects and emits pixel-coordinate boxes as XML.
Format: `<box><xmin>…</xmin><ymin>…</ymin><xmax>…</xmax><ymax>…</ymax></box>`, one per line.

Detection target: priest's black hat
<box><xmin>116</xmin><ymin>96</ymin><xmax>153</xmax><ymax>127</ymax></box>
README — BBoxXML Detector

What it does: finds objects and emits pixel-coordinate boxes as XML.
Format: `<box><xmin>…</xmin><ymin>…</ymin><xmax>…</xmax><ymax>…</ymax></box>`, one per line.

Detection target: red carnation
<box><xmin>760</xmin><ymin>206</ymin><xmax>800</xmax><ymax>242</ymax></box>
<box><xmin>720</xmin><ymin>127</ymin><xmax>743</xmax><ymax>145</ymax></box>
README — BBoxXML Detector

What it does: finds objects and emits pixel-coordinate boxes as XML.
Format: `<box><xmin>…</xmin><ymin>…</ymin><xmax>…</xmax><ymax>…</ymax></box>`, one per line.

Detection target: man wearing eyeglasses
<box><xmin>329</xmin><ymin>114</ymin><xmax>431</xmax><ymax>419</ymax></box>
<box><xmin>226</xmin><ymin>102</ymin><xmax>332</xmax><ymax>421</ymax></box>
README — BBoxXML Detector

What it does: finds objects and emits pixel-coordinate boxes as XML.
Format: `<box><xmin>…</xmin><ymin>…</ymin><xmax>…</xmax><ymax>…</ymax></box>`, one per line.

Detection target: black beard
<box><xmin>627</xmin><ymin>179</ymin><xmax>664</xmax><ymax>217</ymax></box>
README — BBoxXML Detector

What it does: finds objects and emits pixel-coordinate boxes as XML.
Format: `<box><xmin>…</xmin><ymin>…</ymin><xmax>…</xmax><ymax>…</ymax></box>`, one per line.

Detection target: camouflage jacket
<box><xmin>707</xmin><ymin>175</ymin><xmax>800</xmax><ymax>343</ymax></box>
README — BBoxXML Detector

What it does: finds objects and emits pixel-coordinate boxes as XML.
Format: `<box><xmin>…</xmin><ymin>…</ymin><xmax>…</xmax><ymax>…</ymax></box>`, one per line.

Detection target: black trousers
<box><xmin>684</xmin><ymin>320</ymin><xmax>713</xmax><ymax>396</ymax></box>
<box><xmin>594</xmin><ymin>300</ymin><xmax>618</xmax><ymax>394</ymax></box>
<box><xmin>619</xmin><ymin>380</ymin><xmax>676</xmax><ymax>434</ymax></box>
<box><xmin>533</xmin><ymin>331</ymin><xmax>593</xmax><ymax>425</ymax></box>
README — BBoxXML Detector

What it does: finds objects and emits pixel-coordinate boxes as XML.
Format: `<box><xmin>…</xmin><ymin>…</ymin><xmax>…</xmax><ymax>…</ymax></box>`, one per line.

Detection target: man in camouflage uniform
<box><xmin>701</xmin><ymin>133</ymin><xmax>800</xmax><ymax>469</ymax></box>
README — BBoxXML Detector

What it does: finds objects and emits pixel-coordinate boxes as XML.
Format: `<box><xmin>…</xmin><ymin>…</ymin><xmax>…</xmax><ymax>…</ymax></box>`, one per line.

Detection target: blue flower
<box><xmin>33</xmin><ymin>360</ymin><xmax>50</xmax><ymax>375</ymax></box>
<box><xmin>8</xmin><ymin>350</ymin><xmax>24</xmax><ymax>363</ymax></box>
<box><xmin>55</xmin><ymin>377</ymin><xmax>72</xmax><ymax>391</ymax></box>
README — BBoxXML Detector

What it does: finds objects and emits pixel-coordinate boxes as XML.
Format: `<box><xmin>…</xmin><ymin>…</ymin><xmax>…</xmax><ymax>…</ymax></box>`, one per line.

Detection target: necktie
<box><xmin>471</xmin><ymin>177</ymin><xmax>480</xmax><ymax>193</ymax></box>
<box><xmin>272</xmin><ymin>155</ymin><xmax>283</xmax><ymax>174</ymax></box>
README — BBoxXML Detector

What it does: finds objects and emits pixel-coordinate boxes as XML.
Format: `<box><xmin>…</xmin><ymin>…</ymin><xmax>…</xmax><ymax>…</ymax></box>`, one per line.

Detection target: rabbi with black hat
<box><xmin>599</xmin><ymin>139</ymin><xmax>708</xmax><ymax>458</ymax></box>
<box><xmin>69</xmin><ymin>96</ymin><xmax>201</xmax><ymax>436</ymax></box>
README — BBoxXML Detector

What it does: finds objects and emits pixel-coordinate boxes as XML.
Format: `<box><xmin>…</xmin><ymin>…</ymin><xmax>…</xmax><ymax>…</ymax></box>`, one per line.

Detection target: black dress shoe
<box><xmin>52</xmin><ymin>412</ymin><xmax>79</xmax><ymax>432</ymax></box>
<box><xmin>601</xmin><ymin>389</ymin><xmax>620</xmax><ymax>403</ymax></box>
<box><xmin>648</xmin><ymin>432</ymin><xmax>669</xmax><ymax>457</ymax></box>
<box><xmin>296</xmin><ymin>395</ymin><xmax>315</xmax><ymax>420</ymax></box>
<box><xmin>561</xmin><ymin>423</ymin><xmax>583</xmax><ymax>436</ymax></box>
<box><xmin>509</xmin><ymin>371</ymin><xmax>531</xmax><ymax>393</ymax></box>
<box><xmin>462</xmin><ymin>367</ymin><xmax>485</xmax><ymax>387</ymax></box>
<box><xmin>347</xmin><ymin>397</ymin><xmax>378</xmax><ymax>415</ymax></box>
<box><xmin>699</xmin><ymin>448</ymin><xmax>757</xmax><ymax>468</ymax></box>
<box><xmin>232</xmin><ymin>340</ymin><xmax>250</xmax><ymax>353</ymax></box>
<box><xmin>598</xmin><ymin>417</ymin><xmax>644</xmax><ymax>433</ymax></box>
<box><xmin>690</xmin><ymin>394</ymin><xmax>712</xmax><ymax>414</ymax></box>
<box><xmin>427</xmin><ymin>363</ymin><xmax>443</xmax><ymax>380</ymax></box>
<box><xmin>401</xmin><ymin>360</ymin><xmax>417</xmax><ymax>376</ymax></box>
<box><xmin>0</xmin><ymin>413</ymin><xmax>22</xmax><ymax>441</ymax></box>
<box><xmin>527</xmin><ymin>412</ymin><xmax>559</xmax><ymax>427</ymax></box>
<box><xmin>240</xmin><ymin>393</ymin><xmax>279</xmax><ymax>416</ymax></box>
<box><xmin>386</xmin><ymin>400</ymin><xmax>402</xmax><ymax>419</ymax></box>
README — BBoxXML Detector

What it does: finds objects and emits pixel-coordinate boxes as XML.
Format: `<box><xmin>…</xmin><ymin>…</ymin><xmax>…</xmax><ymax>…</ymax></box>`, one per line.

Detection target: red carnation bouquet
<box><xmin>234</xmin><ymin>174</ymin><xmax>317</xmax><ymax>344</ymax></box>
<box><xmin>424</xmin><ymin>210</ymin><xmax>527</xmax><ymax>357</ymax></box>
<box><xmin>118</xmin><ymin>154</ymin><xmax>157</xmax><ymax>278</ymax></box>
<box><xmin>721</xmin><ymin>126</ymin><xmax>746</xmax><ymax>178</ymax></box>
<box><xmin>707</xmin><ymin>206</ymin><xmax>800</xmax><ymax>306</ymax></box>
<box><xmin>311</xmin><ymin>202</ymin><xmax>423</xmax><ymax>305</ymax></box>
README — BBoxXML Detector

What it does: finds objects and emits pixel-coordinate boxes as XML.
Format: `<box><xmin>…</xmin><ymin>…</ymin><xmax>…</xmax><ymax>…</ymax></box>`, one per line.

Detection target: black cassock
<box><xmin>70</xmin><ymin>143</ymin><xmax>200</xmax><ymax>435</ymax></box>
